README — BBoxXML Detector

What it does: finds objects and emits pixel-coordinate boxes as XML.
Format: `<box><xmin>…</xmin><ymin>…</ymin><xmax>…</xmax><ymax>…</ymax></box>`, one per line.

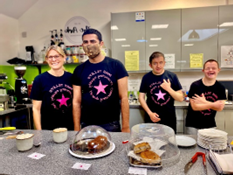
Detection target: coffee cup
<box><xmin>53</xmin><ymin>128</ymin><xmax>67</xmax><ymax>143</ymax></box>
<box><xmin>16</xmin><ymin>133</ymin><xmax>34</xmax><ymax>151</ymax></box>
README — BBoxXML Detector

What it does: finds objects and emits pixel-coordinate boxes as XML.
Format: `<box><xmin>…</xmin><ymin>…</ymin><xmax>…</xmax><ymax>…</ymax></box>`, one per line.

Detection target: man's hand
<box><xmin>192</xmin><ymin>93</ymin><xmax>207</xmax><ymax>104</ymax></box>
<box><xmin>148</xmin><ymin>112</ymin><xmax>161</xmax><ymax>123</ymax></box>
<box><xmin>160</xmin><ymin>79</ymin><xmax>171</xmax><ymax>92</ymax></box>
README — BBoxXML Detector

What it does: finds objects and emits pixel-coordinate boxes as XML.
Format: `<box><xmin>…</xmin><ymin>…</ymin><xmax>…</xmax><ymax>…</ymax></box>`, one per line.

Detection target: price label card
<box><xmin>28</xmin><ymin>152</ymin><xmax>46</xmax><ymax>160</ymax></box>
<box><xmin>72</xmin><ymin>162</ymin><xmax>91</xmax><ymax>170</ymax></box>
<box><xmin>128</xmin><ymin>167</ymin><xmax>147</xmax><ymax>175</ymax></box>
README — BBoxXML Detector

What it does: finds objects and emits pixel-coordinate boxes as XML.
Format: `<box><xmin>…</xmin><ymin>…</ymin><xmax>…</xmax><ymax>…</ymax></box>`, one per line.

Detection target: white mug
<box><xmin>53</xmin><ymin>128</ymin><xmax>67</xmax><ymax>143</ymax></box>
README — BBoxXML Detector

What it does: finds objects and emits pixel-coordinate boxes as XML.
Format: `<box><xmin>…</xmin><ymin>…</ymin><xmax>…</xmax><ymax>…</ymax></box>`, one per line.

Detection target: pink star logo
<box><xmin>94</xmin><ymin>80</ymin><xmax>108</xmax><ymax>95</ymax></box>
<box><xmin>57</xmin><ymin>94</ymin><xmax>69</xmax><ymax>107</ymax></box>
<box><xmin>155</xmin><ymin>90</ymin><xmax>166</xmax><ymax>101</ymax></box>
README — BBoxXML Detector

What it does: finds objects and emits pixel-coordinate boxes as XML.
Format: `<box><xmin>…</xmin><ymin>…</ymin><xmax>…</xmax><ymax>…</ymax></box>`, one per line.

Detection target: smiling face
<box><xmin>149</xmin><ymin>56</ymin><xmax>165</xmax><ymax>75</ymax></box>
<box><xmin>46</xmin><ymin>50</ymin><xmax>65</xmax><ymax>71</ymax></box>
<box><xmin>202</xmin><ymin>61</ymin><xmax>220</xmax><ymax>80</ymax></box>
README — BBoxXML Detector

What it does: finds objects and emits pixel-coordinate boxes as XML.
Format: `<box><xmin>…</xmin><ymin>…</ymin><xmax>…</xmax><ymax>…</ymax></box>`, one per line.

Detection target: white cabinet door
<box><xmin>224</xmin><ymin>111</ymin><xmax>233</xmax><ymax>135</ymax></box>
<box><xmin>215</xmin><ymin>111</ymin><xmax>225</xmax><ymax>131</ymax></box>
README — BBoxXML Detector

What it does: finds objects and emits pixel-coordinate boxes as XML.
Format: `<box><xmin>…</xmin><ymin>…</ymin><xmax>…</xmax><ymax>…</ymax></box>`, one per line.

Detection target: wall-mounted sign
<box><xmin>135</xmin><ymin>12</ymin><xmax>145</xmax><ymax>22</ymax></box>
<box><xmin>164</xmin><ymin>54</ymin><xmax>175</xmax><ymax>69</ymax></box>
<box><xmin>221</xmin><ymin>45</ymin><xmax>233</xmax><ymax>68</ymax></box>
<box><xmin>64</xmin><ymin>16</ymin><xmax>91</xmax><ymax>45</ymax></box>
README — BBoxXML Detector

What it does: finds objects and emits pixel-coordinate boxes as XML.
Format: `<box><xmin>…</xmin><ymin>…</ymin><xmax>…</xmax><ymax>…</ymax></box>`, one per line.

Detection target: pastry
<box><xmin>133</xmin><ymin>142</ymin><xmax>151</xmax><ymax>154</ymax></box>
<box><xmin>88</xmin><ymin>135</ymin><xmax>108</xmax><ymax>153</ymax></box>
<box><xmin>140</xmin><ymin>150</ymin><xmax>161</xmax><ymax>164</ymax></box>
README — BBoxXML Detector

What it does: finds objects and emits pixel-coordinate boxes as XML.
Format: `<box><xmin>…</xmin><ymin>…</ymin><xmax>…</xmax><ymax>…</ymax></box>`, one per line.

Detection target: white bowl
<box><xmin>53</xmin><ymin>128</ymin><xmax>67</xmax><ymax>143</ymax></box>
<box><xmin>16</xmin><ymin>133</ymin><xmax>34</xmax><ymax>152</ymax></box>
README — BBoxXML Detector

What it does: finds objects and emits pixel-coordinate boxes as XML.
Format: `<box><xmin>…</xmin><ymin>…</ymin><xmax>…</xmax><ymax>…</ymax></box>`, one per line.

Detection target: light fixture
<box><xmin>149</xmin><ymin>44</ymin><xmax>158</xmax><ymax>47</ymax></box>
<box><xmin>115</xmin><ymin>38</ymin><xmax>126</xmax><ymax>41</ymax></box>
<box><xmin>111</xmin><ymin>25</ymin><xmax>119</xmax><ymax>30</ymax></box>
<box><xmin>188</xmin><ymin>30</ymin><xmax>200</xmax><ymax>39</ymax></box>
<box><xmin>150</xmin><ymin>38</ymin><xmax>162</xmax><ymax>41</ymax></box>
<box><xmin>184</xmin><ymin>44</ymin><xmax>194</xmax><ymax>47</ymax></box>
<box><xmin>219</xmin><ymin>22</ymin><xmax>233</xmax><ymax>27</ymax></box>
<box><xmin>137</xmin><ymin>39</ymin><xmax>147</xmax><ymax>42</ymax></box>
<box><xmin>121</xmin><ymin>45</ymin><xmax>130</xmax><ymax>47</ymax></box>
<box><xmin>152</xmin><ymin>24</ymin><xmax>169</xmax><ymax>29</ymax></box>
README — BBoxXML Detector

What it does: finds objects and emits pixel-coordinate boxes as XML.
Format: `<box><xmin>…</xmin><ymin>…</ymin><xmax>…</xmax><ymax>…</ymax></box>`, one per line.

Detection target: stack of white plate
<box><xmin>197</xmin><ymin>128</ymin><xmax>228</xmax><ymax>150</ymax></box>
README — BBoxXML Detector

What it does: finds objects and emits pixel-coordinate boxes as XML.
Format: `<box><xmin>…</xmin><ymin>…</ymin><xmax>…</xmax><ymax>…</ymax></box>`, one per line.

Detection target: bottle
<box><xmin>185</xmin><ymin>91</ymin><xmax>189</xmax><ymax>102</ymax></box>
<box><xmin>66</xmin><ymin>54</ymin><xmax>73</xmax><ymax>63</ymax></box>
<box><xmin>38</xmin><ymin>46</ymin><xmax>46</xmax><ymax>64</ymax></box>
<box><xmin>65</xmin><ymin>46</ymin><xmax>71</xmax><ymax>55</ymax></box>
<box><xmin>79</xmin><ymin>46</ymin><xmax>86</xmax><ymax>63</ymax></box>
<box><xmin>72</xmin><ymin>54</ymin><xmax>79</xmax><ymax>63</ymax></box>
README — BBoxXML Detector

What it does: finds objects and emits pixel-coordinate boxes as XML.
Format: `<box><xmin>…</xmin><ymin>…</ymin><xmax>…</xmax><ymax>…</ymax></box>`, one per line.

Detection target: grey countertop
<box><xmin>1</xmin><ymin>130</ymin><xmax>232</xmax><ymax>175</ymax></box>
<box><xmin>0</xmin><ymin>104</ymin><xmax>32</xmax><ymax>116</ymax></box>
<box><xmin>130</xmin><ymin>101</ymin><xmax>233</xmax><ymax>110</ymax></box>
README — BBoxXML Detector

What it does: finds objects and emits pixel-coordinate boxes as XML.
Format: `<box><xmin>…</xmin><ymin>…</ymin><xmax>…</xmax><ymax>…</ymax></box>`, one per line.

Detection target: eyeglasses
<box><xmin>47</xmin><ymin>55</ymin><xmax>61</xmax><ymax>60</ymax></box>
<box><xmin>204</xmin><ymin>67</ymin><xmax>217</xmax><ymax>71</ymax></box>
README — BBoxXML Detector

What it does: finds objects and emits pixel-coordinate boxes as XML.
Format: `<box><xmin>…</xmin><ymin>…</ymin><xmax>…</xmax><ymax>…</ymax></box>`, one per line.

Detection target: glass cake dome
<box><xmin>69</xmin><ymin>125</ymin><xmax>115</xmax><ymax>159</ymax></box>
<box><xmin>127</xmin><ymin>123</ymin><xmax>180</xmax><ymax>168</ymax></box>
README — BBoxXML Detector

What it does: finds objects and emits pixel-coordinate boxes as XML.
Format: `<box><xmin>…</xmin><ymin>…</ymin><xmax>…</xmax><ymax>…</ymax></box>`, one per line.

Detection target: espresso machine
<box><xmin>0</xmin><ymin>73</ymin><xmax>9</xmax><ymax>110</ymax></box>
<box><xmin>14</xmin><ymin>66</ymin><xmax>29</xmax><ymax>104</ymax></box>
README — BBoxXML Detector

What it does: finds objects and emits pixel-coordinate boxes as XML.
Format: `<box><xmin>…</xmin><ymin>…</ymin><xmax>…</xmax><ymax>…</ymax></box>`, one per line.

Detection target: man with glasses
<box><xmin>72</xmin><ymin>28</ymin><xmax>130</xmax><ymax>132</ymax></box>
<box><xmin>185</xmin><ymin>59</ymin><xmax>226</xmax><ymax>134</ymax></box>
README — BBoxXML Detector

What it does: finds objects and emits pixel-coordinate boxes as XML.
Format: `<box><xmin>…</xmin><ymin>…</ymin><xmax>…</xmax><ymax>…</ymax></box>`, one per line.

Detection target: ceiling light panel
<box><xmin>184</xmin><ymin>44</ymin><xmax>194</xmax><ymax>46</ymax></box>
<box><xmin>121</xmin><ymin>45</ymin><xmax>130</xmax><ymax>47</ymax></box>
<box><xmin>219</xmin><ymin>22</ymin><xmax>233</xmax><ymax>27</ymax></box>
<box><xmin>150</xmin><ymin>38</ymin><xmax>162</xmax><ymax>41</ymax></box>
<box><xmin>115</xmin><ymin>38</ymin><xmax>126</xmax><ymax>41</ymax></box>
<box><xmin>111</xmin><ymin>25</ymin><xmax>119</xmax><ymax>30</ymax></box>
<box><xmin>151</xmin><ymin>24</ymin><xmax>169</xmax><ymax>29</ymax></box>
<box><xmin>149</xmin><ymin>44</ymin><xmax>158</xmax><ymax>47</ymax></box>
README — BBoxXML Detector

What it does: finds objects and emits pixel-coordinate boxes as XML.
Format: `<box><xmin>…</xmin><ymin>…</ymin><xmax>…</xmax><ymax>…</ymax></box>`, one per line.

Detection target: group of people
<box><xmin>30</xmin><ymin>28</ymin><xmax>226</xmax><ymax>134</ymax></box>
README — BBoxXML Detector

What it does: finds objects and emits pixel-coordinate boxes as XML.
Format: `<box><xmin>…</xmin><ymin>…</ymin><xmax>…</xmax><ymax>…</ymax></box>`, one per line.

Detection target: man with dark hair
<box><xmin>185</xmin><ymin>59</ymin><xmax>226</xmax><ymax>134</ymax></box>
<box><xmin>72</xmin><ymin>28</ymin><xmax>130</xmax><ymax>132</ymax></box>
<box><xmin>139</xmin><ymin>51</ymin><xmax>183</xmax><ymax>133</ymax></box>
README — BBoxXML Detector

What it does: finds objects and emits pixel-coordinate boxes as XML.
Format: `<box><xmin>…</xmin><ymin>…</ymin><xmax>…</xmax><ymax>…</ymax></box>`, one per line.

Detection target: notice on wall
<box><xmin>125</xmin><ymin>51</ymin><xmax>139</xmax><ymax>71</ymax></box>
<box><xmin>190</xmin><ymin>53</ymin><xmax>203</xmax><ymax>68</ymax></box>
<box><xmin>164</xmin><ymin>54</ymin><xmax>175</xmax><ymax>69</ymax></box>
<box><xmin>135</xmin><ymin>12</ymin><xmax>145</xmax><ymax>22</ymax></box>
<box><xmin>221</xmin><ymin>46</ymin><xmax>233</xmax><ymax>68</ymax></box>
<box><xmin>128</xmin><ymin>74</ymin><xmax>141</xmax><ymax>92</ymax></box>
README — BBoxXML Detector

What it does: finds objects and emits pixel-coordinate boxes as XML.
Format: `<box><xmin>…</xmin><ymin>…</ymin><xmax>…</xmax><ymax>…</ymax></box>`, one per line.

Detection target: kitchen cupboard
<box><xmin>145</xmin><ymin>9</ymin><xmax>181</xmax><ymax>72</ymax></box>
<box><xmin>111</xmin><ymin>12</ymin><xmax>146</xmax><ymax>71</ymax></box>
<box><xmin>111</xmin><ymin>5</ymin><xmax>233</xmax><ymax>72</ymax></box>
<box><xmin>218</xmin><ymin>5</ymin><xmax>233</xmax><ymax>69</ymax></box>
<box><xmin>181</xmin><ymin>6</ymin><xmax>218</xmax><ymax>71</ymax></box>
<box><xmin>215</xmin><ymin>110</ymin><xmax>233</xmax><ymax>135</ymax></box>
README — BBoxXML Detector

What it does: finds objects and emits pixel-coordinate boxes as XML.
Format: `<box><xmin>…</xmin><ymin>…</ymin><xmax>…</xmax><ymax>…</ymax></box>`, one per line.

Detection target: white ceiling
<box><xmin>0</xmin><ymin>0</ymin><xmax>38</xmax><ymax>19</ymax></box>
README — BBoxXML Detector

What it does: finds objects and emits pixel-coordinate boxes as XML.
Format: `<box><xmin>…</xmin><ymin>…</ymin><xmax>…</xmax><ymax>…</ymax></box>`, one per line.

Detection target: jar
<box><xmin>66</xmin><ymin>46</ymin><xmax>71</xmax><ymax>55</ymax></box>
<box><xmin>72</xmin><ymin>45</ymin><xmax>78</xmax><ymax>54</ymax></box>
<box><xmin>80</xmin><ymin>54</ymin><xmax>86</xmax><ymax>63</ymax></box>
<box><xmin>66</xmin><ymin>54</ymin><xmax>73</xmax><ymax>63</ymax></box>
<box><xmin>79</xmin><ymin>46</ymin><xmax>86</xmax><ymax>63</ymax></box>
<box><xmin>72</xmin><ymin>54</ymin><xmax>79</xmax><ymax>63</ymax></box>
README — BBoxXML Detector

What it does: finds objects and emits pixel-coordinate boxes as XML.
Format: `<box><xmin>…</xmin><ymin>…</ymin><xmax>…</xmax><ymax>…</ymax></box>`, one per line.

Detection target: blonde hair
<box><xmin>45</xmin><ymin>45</ymin><xmax>66</xmax><ymax>70</ymax></box>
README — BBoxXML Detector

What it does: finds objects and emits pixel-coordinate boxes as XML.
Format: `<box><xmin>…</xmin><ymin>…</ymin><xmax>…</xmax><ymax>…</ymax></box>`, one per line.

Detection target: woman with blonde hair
<box><xmin>30</xmin><ymin>45</ymin><xmax>73</xmax><ymax>130</ymax></box>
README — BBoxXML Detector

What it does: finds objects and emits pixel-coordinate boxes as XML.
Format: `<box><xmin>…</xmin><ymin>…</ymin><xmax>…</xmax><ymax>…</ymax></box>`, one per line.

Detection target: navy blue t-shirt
<box><xmin>186</xmin><ymin>79</ymin><xmax>226</xmax><ymax>129</ymax></box>
<box><xmin>72</xmin><ymin>57</ymin><xmax>128</xmax><ymax>125</ymax></box>
<box><xmin>30</xmin><ymin>71</ymin><xmax>73</xmax><ymax>130</ymax></box>
<box><xmin>139</xmin><ymin>70</ymin><xmax>182</xmax><ymax>131</ymax></box>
